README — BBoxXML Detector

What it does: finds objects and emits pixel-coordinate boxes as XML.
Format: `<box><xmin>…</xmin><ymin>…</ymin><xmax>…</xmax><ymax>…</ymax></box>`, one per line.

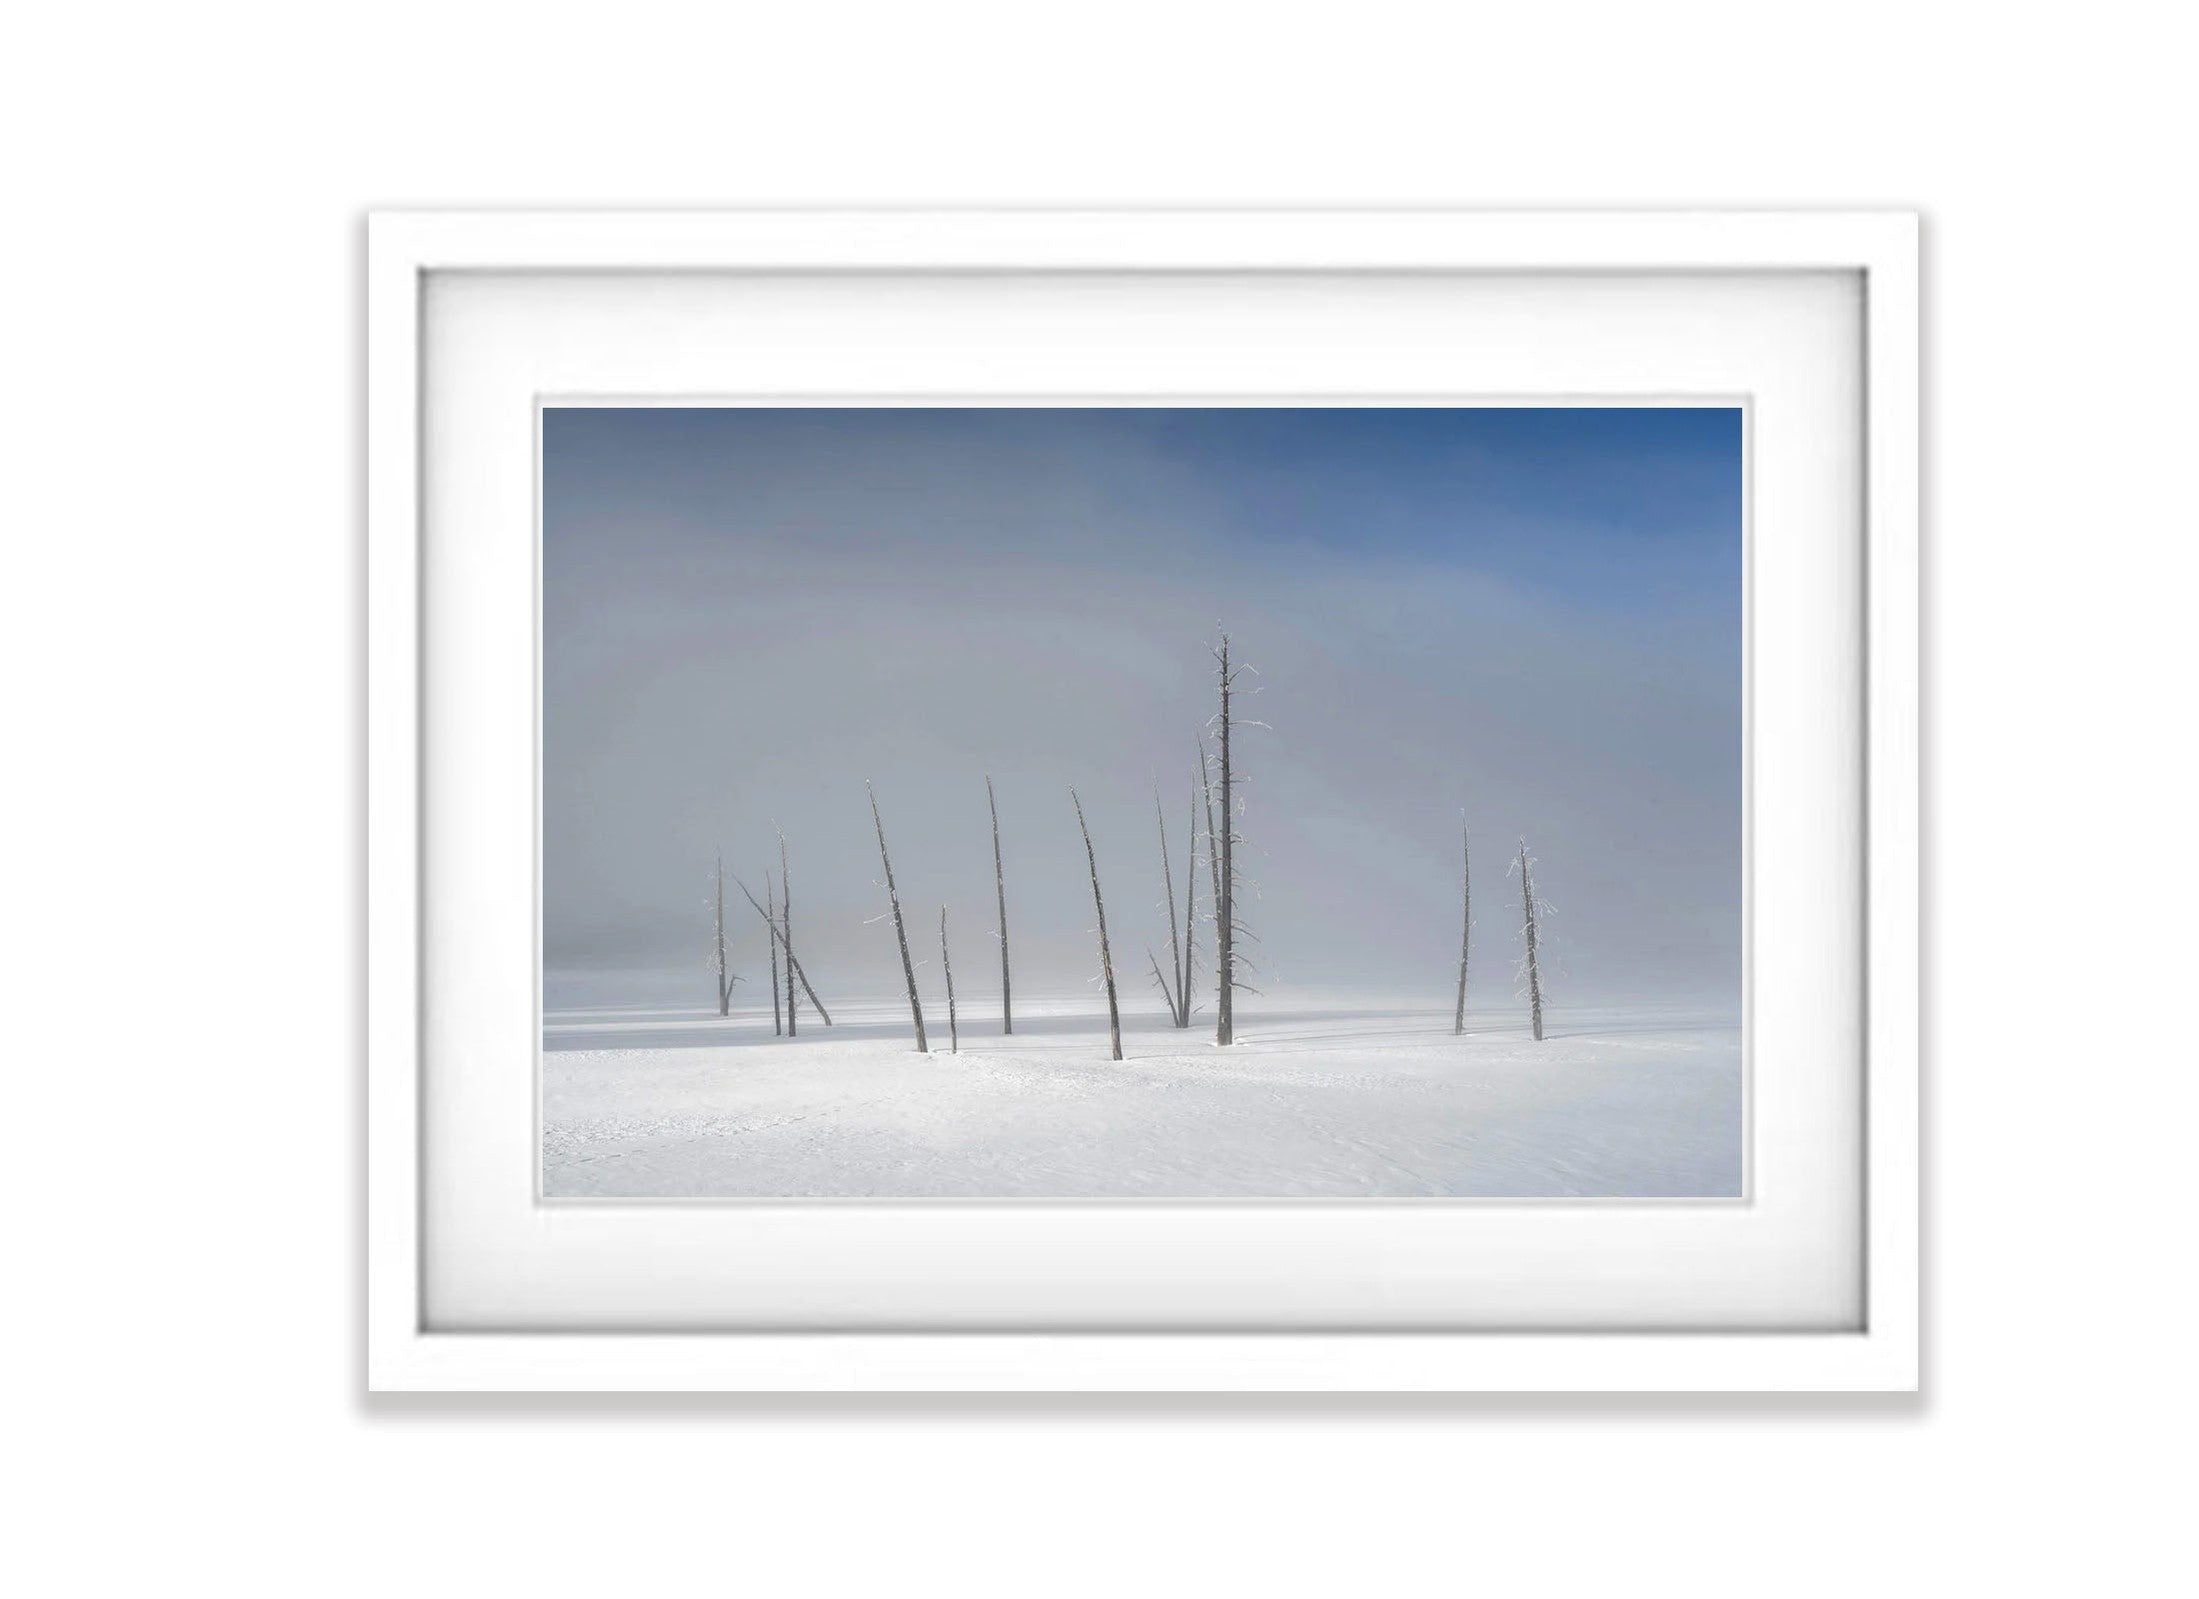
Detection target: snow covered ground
<box><xmin>542</xmin><ymin>992</ymin><xmax>1742</xmax><ymax>1199</ymax></box>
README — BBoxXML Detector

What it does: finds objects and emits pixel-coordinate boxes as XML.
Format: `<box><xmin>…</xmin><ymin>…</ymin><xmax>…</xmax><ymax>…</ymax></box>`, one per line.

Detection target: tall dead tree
<box><xmin>731</xmin><ymin>873</ymin><xmax>833</xmax><ymax>1024</ymax></box>
<box><xmin>1210</xmin><ymin>634</ymin><xmax>1261</xmax><ymax>1046</ymax></box>
<box><xmin>712</xmin><ymin>854</ymin><xmax>740</xmax><ymax>1017</ymax></box>
<box><xmin>766</xmin><ymin>871</ymin><xmax>783</xmax><ymax>1035</ymax></box>
<box><xmin>1153</xmin><ymin>790</ymin><xmax>1187</xmax><ymax>1026</ymax></box>
<box><xmin>987</xmin><ymin>776</ymin><xmax>1012</xmax><ymax>1035</ymax></box>
<box><xmin>1514</xmin><ymin>837</ymin><xmax>1547</xmax><ymax>1042</ymax></box>
<box><xmin>867</xmin><ymin>781</ymin><xmax>928</xmax><ymax>1052</ymax></box>
<box><xmin>778</xmin><ymin>828</ymin><xmax>797</xmax><ymax>1038</ymax></box>
<box><xmin>939</xmin><ymin>907</ymin><xmax>959</xmax><ymax>1054</ymax></box>
<box><xmin>1452</xmin><ymin>818</ymin><xmax>1471</xmax><ymax>1035</ymax></box>
<box><xmin>1071</xmin><ymin>788</ymin><xmax>1123</xmax><ymax>1061</ymax></box>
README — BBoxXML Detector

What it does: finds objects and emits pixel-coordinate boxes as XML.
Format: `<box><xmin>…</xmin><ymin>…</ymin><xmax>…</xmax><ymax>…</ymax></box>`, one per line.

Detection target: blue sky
<box><xmin>543</xmin><ymin>405</ymin><xmax>1743</xmax><ymax>1004</ymax></box>
<box><xmin>545</xmin><ymin>405</ymin><xmax>1740</xmax><ymax>614</ymax></box>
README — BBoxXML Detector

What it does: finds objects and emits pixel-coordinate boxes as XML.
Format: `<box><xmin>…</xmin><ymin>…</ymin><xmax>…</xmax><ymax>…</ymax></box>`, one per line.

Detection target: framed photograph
<box><xmin>368</xmin><ymin>210</ymin><xmax>1917</xmax><ymax>1390</ymax></box>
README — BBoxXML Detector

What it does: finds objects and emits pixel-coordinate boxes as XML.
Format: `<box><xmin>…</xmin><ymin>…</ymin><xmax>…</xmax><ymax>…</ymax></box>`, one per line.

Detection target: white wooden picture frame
<box><xmin>367</xmin><ymin>210</ymin><xmax>1917</xmax><ymax>1391</ymax></box>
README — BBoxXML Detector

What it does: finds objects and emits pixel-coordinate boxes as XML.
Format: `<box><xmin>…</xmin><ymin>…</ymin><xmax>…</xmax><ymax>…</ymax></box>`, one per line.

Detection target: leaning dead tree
<box><xmin>712</xmin><ymin>854</ymin><xmax>741</xmax><ymax>1017</ymax></box>
<box><xmin>1145</xmin><ymin>946</ymin><xmax>1176</xmax><ymax>1023</ymax></box>
<box><xmin>1210</xmin><ymin>634</ymin><xmax>1261</xmax><ymax>1045</ymax></box>
<box><xmin>1151</xmin><ymin>789</ymin><xmax>1188</xmax><ymax>1026</ymax></box>
<box><xmin>766</xmin><ymin>871</ymin><xmax>783</xmax><ymax>1035</ymax></box>
<box><xmin>939</xmin><ymin>907</ymin><xmax>960</xmax><ymax>1054</ymax></box>
<box><xmin>1071</xmin><ymin>788</ymin><xmax>1123</xmax><ymax>1061</ymax></box>
<box><xmin>731</xmin><ymin>872</ymin><xmax>833</xmax><ymax>1026</ymax></box>
<box><xmin>1513</xmin><ymin>837</ymin><xmax>1548</xmax><ymax>1042</ymax></box>
<box><xmin>1452</xmin><ymin>818</ymin><xmax>1471</xmax><ymax>1035</ymax></box>
<box><xmin>778</xmin><ymin>828</ymin><xmax>797</xmax><ymax>1038</ymax></box>
<box><xmin>867</xmin><ymin>781</ymin><xmax>928</xmax><ymax>1052</ymax></box>
<box><xmin>987</xmin><ymin>775</ymin><xmax>1012</xmax><ymax>1035</ymax></box>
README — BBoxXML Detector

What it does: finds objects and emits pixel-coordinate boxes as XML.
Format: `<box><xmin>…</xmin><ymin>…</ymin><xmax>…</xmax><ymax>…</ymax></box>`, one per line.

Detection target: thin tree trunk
<box><xmin>1216</xmin><ymin>637</ymin><xmax>1235</xmax><ymax>1047</ymax></box>
<box><xmin>1181</xmin><ymin>783</ymin><xmax>1200</xmax><ymax>1020</ymax></box>
<box><xmin>778</xmin><ymin>828</ymin><xmax>796</xmax><ymax>1037</ymax></box>
<box><xmin>766</xmin><ymin>872</ymin><xmax>783</xmax><ymax>1036</ymax></box>
<box><xmin>1071</xmin><ymin>789</ymin><xmax>1123</xmax><ymax>1061</ymax></box>
<box><xmin>1518</xmin><ymin>837</ymin><xmax>1545</xmax><ymax>1042</ymax></box>
<box><xmin>1146</xmin><ymin>947</ymin><xmax>1177</xmax><ymax>1020</ymax></box>
<box><xmin>785</xmin><ymin>952</ymin><xmax>830</xmax><ymax>1024</ymax></box>
<box><xmin>868</xmin><ymin>781</ymin><xmax>928</xmax><ymax>1052</ymax></box>
<box><xmin>1453</xmin><ymin>820</ymin><xmax>1470</xmax><ymax>1035</ymax></box>
<box><xmin>1155</xmin><ymin>790</ymin><xmax>1185</xmax><ymax>1026</ymax></box>
<box><xmin>714</xmin><ymin>854</ymin><xmax>731</xmax><ymax>1017</ymax></box>
<box><xmin>1199</xmin><ymin>739</ymin><xmax>1221</xmax><ymax>937</ymax></box>
<box><xmin>987</xmin><ymin>775</ymin><xmax>1012</xmax><ymax>1035</ymax></box>
<box><xmin>731</xmin><ymin>874</ymin><xmax>833</xmax><ymax>1024</ymax></box>
<box><xmin>939</xmin><ymin>907</ymin><xmax>958</xmax><ymax>1054</ymax></box>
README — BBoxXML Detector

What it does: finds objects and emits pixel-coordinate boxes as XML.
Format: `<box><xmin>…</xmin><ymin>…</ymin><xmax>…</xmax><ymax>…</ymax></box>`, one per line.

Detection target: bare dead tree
<box><xmin>1452</xmin><ymin>818</ymin><xmax>1471</xmax><ymax>1035</ymax></box>
<box><xmin>939</xmin><ymin>906</ymin><xmax>959</xmax><ymax>1054</ymax></box>
<box><xmin>1210</xmin><ymin>634</ymin><xmax>1263</xmax><ymax>1045</ymax></box>
<box><xmin>712</xmin><ymin>853</ymin><xmax>741</xmax><ymax>1017</ymax></box>
<box><xmin>868</xmin><ymin>781</ymin><xmax>928</xmax><ymax>1052</ymax></box>
<box><xmin>1146</xmin><ymin>947</ymin><xmax>1178</xmax><ymax>1020</ymax></box>
<box><xmin>987</xmin><ymin>775</ymin><xmax>1012</xmax><ymax>1035</ymax></box>
<box><xmin>766</xmin><ymin>871</ymin><xmax>783</xmax><ymax>1035</ymax></box>
<box><xmin>730</xmin><ymin>873</ymin><xmax>834</xmax><ymax>1025</ymax></box>
<box><xmin>1180</xmin><ymin>782</ymin><xmax>1201</xmax><ymax>1021</ymax></box>
<box><xmin>1216</xmin><ymin>638</ymin><xmax>1236</xmax><ymax>1044</ymax></box>
<box><xmin>1199</xmin><ymin>739</ymin><xmax>1221</xmax><ymax>935</ymax></box>
<box><xmin>1153</xmin><ymin>789</ymin><xmax>1187</xmax><ymax>1026</ymax></box>
<box><xmin>1514</xmin><ymin>837</ymin><xmax>1547</xmax><ymax>1042</ymax></box>
<box><xmin>778</xmin><ymin>827</ymin><xmax>797</xmax><ymax>1037</ymax></box>
<box><xmin>1071</xmin><ymin>788</ymin><xmax>1123</xmax><ymax>1061</ymax></box>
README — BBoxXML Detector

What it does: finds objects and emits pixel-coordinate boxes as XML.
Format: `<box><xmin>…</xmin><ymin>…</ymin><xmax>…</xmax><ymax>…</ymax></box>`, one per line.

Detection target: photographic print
<box><xmin>542</xmin><ymin>404</ymin><xmax>1743</xmax><ymax>1199</ymax></box>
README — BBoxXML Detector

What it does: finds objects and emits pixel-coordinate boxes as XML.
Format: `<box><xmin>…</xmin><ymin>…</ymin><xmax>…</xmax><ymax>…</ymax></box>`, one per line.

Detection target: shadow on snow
<box><xmin>542</xmin><ymin>1004</ymin><xmax>1725</xmax><ymax>1056</ymax></box>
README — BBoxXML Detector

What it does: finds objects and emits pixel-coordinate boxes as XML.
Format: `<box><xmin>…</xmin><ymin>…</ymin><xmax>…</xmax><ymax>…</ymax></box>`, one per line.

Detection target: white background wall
<box><xmin>5</xmin><ymin>4</ymin><xmax>2190</xmax><ymax>1594</ymax></box>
